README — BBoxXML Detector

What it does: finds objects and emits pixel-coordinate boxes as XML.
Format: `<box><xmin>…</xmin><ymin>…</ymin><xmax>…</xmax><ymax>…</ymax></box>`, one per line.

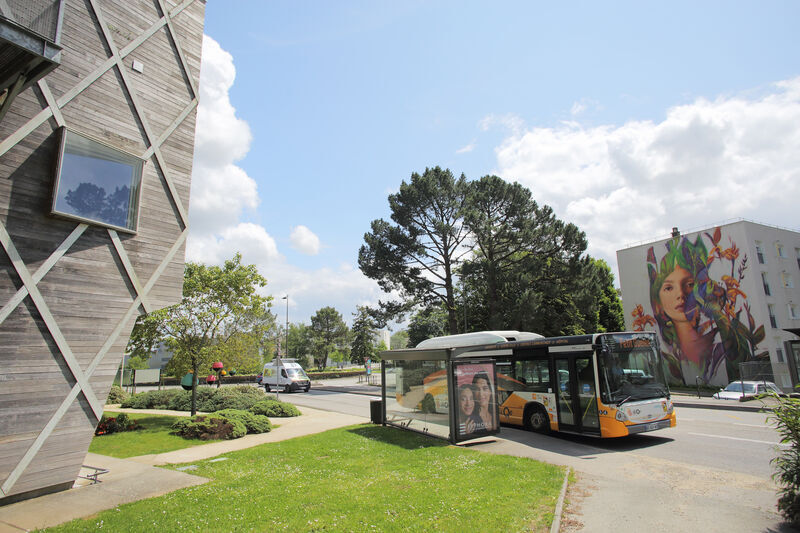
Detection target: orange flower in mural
<box><xmin>722</xmin><ymin>243</ymin><xmax>740</xmax><ymax>262</ymax></box>
<box><xmin>631</xmin><ymin>304</ymin><xmax>656</xmax><ymax>331</ymax></box>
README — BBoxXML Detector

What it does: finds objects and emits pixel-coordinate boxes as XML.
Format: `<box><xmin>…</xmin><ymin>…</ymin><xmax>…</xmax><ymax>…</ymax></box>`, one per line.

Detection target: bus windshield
<box><xmin>598</xmin><ymin>334</ymin><xmax>669</xmax><ymax>405</ymax></box>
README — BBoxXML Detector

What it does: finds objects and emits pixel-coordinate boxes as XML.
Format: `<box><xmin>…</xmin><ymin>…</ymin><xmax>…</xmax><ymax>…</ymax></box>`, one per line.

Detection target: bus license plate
<box><xmin>646</xmin><ymin>422</ymin><xmax>659</xmax><ymax>431</ymax></box>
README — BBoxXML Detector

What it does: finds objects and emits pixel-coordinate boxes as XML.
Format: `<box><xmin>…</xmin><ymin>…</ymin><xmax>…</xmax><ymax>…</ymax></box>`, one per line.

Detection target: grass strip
<box><xmin>88</xmin><ymin>412</ymin><xmax>196</xmax><ymax>458</ymax></box>
<box><xmin>51</xmin><ymin>425</ymin><xmax>563</xmax><ymax>532</ymax></box>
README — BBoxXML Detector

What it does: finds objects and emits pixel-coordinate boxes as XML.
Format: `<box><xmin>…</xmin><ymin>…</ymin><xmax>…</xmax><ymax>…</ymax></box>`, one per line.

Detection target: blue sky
<box><xmin>188</xmin><ymin>1</ymin><xmax>800</xmax><ymax>326</ymax></box>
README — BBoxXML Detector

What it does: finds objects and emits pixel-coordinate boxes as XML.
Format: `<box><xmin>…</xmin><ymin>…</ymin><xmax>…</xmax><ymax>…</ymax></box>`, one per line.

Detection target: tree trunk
<box><xmin>190</xmin><ymin>358</ymin><xmax>198</xmax><ymax>416</ymax></box>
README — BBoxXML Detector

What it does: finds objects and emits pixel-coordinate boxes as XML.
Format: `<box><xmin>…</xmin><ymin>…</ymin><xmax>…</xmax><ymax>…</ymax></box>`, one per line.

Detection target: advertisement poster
<box><xmin>454</xmin><ymin>361</ymin><xmax>498</xmax><ymax>440</ymax></box>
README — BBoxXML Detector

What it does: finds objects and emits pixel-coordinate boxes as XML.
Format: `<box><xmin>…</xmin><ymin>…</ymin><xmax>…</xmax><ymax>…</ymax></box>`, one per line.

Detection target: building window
<box><xmin>51</xmin><ymin>128</ymin><xmax>143</xmax><ymax>233</ymax></box>
<box><xmin>777</xmin><ymin>243</ymin><xmax>786</xmax><ymax>258</ymax></box>
<box><xmin>791</xmin><ymin>304</ymin><xmax>800</xmax><ymax>320</ymax></box>
<box><xmin>756</xmin><ymin>242</ymin><xmax>765</xmax><ymax>264</ymax></box>
<box><xmin>777</xmin><ymin>348</ymin><xmax>785</xmax><ymax>363</ymax></box>
<box><xmin>783</xmin><ymin>273</ymin><xmax>795</xmax><ymax>289</ymax></box>
<box><xmin>796</xmin><ymin>248</ymin><xmax>800</xmax><ymax>270</ymax></box>
<box><xmin>769</xmin><ymin>304</ymin><xmax>778</xmax><ymax>329</ymax></box>
<box><xmin>762</xmin><ymin>272</ymin><xmax>771</xmax><ymax>296</ymax></box>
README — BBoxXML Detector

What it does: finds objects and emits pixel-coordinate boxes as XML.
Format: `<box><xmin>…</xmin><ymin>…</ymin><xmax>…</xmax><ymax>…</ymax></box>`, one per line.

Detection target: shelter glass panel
<box><xmin>384</xmin><ymin>359</ymin><xmax>449</xmax><ymax>439</ymax></box>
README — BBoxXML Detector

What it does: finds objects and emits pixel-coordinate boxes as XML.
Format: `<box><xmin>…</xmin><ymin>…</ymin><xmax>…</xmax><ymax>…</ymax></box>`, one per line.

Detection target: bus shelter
<box><xmin>380</xmin><ymin>336</ymin><xmax>510</xmax><ymax>444</ymax></box>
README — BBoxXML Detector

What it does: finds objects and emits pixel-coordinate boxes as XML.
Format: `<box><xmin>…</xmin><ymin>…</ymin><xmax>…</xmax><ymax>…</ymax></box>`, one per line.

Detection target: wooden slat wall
<box><xmin>0</xmin><ymin>0</ymin><xmax>205</xmax><ymax>502</ymax></box>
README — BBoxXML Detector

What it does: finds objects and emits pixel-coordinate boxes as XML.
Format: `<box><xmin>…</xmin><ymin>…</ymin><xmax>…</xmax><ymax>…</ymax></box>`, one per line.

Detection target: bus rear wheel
<box><xmin>524</xmin><ymin>404</ymin><xmax>550</xmax><ymax>434</ymax></box>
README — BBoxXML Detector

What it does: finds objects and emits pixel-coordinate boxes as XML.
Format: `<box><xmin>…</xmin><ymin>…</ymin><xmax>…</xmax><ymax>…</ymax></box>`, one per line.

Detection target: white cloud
<box><xmin>570</xmin><ymin>101</ymin><xmax>587</xmax><ymax>116</ymax></box>
<box><xmin>456</xmin><ymin>140</ymin><xmax>476</xmax><ymax>154</ymax></box>
<box><xmin>492</xmin><ymin>78</ymin><xmax>800</xmax><ymax>280</ymax></box>
<box><xmin>290</xmin><ymin>225</ymin><xmax>321</xmax><ymax>255</ymax></box>
<box><xmin>478</xmin><ymin>113</ymin><xmax>525</xmax><ymax>136</ymax></box>
<box><xmin>186</xmin><ymin>35</ymin><xmax>384</xmax><ymax>324</ymax></box>
<box><xmin>189</xmin><ymin>35</ymin><xmax>258</xmax><ymax>236</ymax></box>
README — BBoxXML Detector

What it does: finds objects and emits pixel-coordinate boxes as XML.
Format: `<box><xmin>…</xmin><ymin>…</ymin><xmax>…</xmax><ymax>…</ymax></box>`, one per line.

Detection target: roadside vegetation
<box><xmin>767</xmin><ymin>391</ymin><xmax>800</xmax><ymax>525</ymax></box>
<box><xmin>89</xmin><ymin>412</ymin><xmax>198</xmax><ymax>458</ymax></box>
<box><xmin>53</xmin><ymin>425</ymin><xmax>565</xmax><ymax>532</ymax></box>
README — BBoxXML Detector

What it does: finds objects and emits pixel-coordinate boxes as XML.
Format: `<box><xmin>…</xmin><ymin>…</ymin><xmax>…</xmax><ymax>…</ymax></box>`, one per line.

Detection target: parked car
<box><xmin>712</xmin><ymin>380</ymin><xmax>785</xmax><ymax>400</ymax></box>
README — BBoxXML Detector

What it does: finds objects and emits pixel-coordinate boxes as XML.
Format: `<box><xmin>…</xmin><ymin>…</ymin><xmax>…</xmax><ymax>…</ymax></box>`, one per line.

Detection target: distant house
<box><xmin>0</xmin><ymin>0</ymin><xmax>205</xmax><ymax>504</ymax></box>
<box><xmin>617</xmin><ymin>220</ymin><xmax>800</xmax><ymax>390</ymax></box>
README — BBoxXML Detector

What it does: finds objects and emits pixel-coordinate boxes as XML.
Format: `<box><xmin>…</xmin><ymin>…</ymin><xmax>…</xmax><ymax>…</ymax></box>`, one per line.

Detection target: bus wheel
<box><xmin>525</xmin><ymin>404</ymin><xmax>550</xmax><ymax>434</ymax></box>
<box><xmin>264</xmin><ymin>384</ymin><xmax>270</xmax><ymax>392</ymax></box>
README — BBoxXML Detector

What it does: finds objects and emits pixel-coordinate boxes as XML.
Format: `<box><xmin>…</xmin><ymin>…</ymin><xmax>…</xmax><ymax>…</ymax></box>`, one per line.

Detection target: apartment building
<box><xmin>617</xmin><ymin>220</ymin><xmax>800</xmax><ymax>390</ymax></box>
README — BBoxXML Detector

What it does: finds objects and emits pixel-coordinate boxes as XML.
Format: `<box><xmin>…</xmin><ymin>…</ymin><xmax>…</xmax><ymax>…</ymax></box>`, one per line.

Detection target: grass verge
<box><xmin>52</xmin><ymin>425</ymin><xmax>564</xmax><ymax>532</ymax></box>
<box><xmin>88</xmin><ymin>412</ymin><xmax>197</xmax><ymax>458</ymax></box>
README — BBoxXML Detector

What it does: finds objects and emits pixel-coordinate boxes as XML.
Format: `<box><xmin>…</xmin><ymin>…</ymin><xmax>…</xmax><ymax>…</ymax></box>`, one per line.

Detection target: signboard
<box><xmin>453</xmin><ymin>360</ymin><xmax>499</xmax><ymax>442</ymax></box>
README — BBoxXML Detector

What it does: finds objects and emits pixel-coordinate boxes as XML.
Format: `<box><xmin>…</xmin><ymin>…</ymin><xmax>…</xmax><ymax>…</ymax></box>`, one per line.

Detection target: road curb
<box><xmin>313</xmin><ymin>385</ymin><xmax>381</xmax><ymax>397</ymax></box>
<box><xmin>551</xmin><ymin>466</ymin><xmax>570</xmax><ymax>533</ymax></box>
<box><xmin>672</xmin><ymin>400</ymin><xmax>769</xmax><ymax>413</ymax></box>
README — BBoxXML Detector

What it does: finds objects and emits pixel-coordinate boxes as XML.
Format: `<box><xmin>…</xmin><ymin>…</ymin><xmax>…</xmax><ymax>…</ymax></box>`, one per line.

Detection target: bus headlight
<box><xmin>615</xmin><ymin>409</ymin><xmax>628</xmax><ymax>422</ymax></box>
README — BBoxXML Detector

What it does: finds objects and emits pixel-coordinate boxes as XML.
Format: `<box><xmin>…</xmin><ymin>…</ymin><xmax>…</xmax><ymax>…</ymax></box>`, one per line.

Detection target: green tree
<box><xmin>350</xmin><ymin>306</ymin><xmax>377</xmax><ymax>365</ymax></box>
<box><xmin>161</xmin><ymin>253</ymin><xmax>271</xmax><ymax>415</ymax></box>
<box><xmin>359</xmin><ymin>167</ymin><xmax>469</xmax><ymax>334</ymax></box>
<box><xmin>125</xmin><ymin>354</ymin><xmax>150</xmax><ymax>370</ymax></box>
<box><xmin>390</xmin><ymin>330</ymin><xmax>409</xmax><ymax>350</ymax></box>
<box><xmin>407</xmin><ymin>305</ymin><xmax>449</xmax><ymax>347</ymax></box>
<box><xmin>309</xmin><ymin>306</ymin><xmax>349</xmax><ymax>370</ymax></box>
<box><xmin>126</xmin><ymin>312</ymin><xmax>164</xmax><ymax>365</ymax></box>
<box><xmin>462</xmin><ymin>175</ymin><xmax>543</xmax><ymax>330</ymax></box>
<box><xmin>287</xmin><ymin>323</ymin><xmax>314</xmax><ymax>369</ymax></box>
<box><xmin>459</xmin><ymin>186</ymin><xmax>588</xmax><ymax>336</ymax></box>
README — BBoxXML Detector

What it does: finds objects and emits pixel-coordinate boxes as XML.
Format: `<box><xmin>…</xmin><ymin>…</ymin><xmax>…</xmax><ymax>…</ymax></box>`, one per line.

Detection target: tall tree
<box><xmin>287</xmin><ymin>323</ymin><xmax>314</xmax><ymax>369</ymax></box>
<box><xmin>462</xmin><ymin>175</ymin><xmax>542</xmax><ymax>329</ymax></box>
<box><xmin>359</xmin><ymin>167</ymin><xmax>470</xmax><ymax>334</ymax></box>
<box><xmin>309</xmin><ymin>306</ymin><xmax>348</xmax><ymax>370</ymax></box>
<box><xmin>350</xmin><ymin>306</ymin><xmax>377</xmax><ymax>365</ymax></box>
<box><xmin>160</xmin><ymin>253</ymin><xmax>271</xmax><ymax>415</ymax></box>
<box><xmin>459</xmin><ymin>182</ymin><xmax>589</xmax><ymax>335</ymax></box>
<box><xmin>407</xmin><ymin>305</ymin><xmax>449</xmax><ymax>347</ymax></box>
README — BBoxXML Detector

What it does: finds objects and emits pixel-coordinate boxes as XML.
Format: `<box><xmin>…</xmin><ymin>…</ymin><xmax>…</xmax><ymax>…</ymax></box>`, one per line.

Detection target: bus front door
<box><xmin>555</xmin><ymin>355</ymin><xmax>600</xmax><ymax>434</ymax></box>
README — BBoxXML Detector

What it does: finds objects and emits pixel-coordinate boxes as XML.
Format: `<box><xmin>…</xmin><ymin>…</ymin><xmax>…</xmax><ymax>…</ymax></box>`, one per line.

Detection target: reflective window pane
<box><xmin>52</xmin><ymin>129</ymin><xmax>143</xmax><ymax>232</ymax></box>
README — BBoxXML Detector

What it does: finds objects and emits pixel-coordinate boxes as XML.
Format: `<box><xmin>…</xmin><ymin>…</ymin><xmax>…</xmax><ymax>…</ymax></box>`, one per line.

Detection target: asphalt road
<box><xmin>284</xmin><ymin>388</ymin><xmax>782</xmax><ymax>479</ymax></box>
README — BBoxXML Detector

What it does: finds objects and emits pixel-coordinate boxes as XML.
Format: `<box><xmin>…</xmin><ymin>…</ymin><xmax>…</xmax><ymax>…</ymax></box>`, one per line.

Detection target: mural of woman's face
<box><xmin>475</xmin><ymin>378</ymin><xmax>492</xmax><ymax>408</ymax></box>
<box><xmin>658</xmin><ymin>265</ymin><xmax>695</xmax><ymax>323</ymax></box>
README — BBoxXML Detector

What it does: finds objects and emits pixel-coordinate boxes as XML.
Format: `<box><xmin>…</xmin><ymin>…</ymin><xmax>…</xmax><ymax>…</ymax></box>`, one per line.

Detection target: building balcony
<box><xmin>0</xmin><ymin>0</ymin><xmax>64</xmax><ymax>121</ymax></box>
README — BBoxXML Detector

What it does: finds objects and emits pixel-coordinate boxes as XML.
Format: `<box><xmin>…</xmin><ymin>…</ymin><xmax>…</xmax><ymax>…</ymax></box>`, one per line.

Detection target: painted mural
<box><xmin>631</xmin><ymin>227</ymin><xmax>766</xmax><ymax>386</ymax></box>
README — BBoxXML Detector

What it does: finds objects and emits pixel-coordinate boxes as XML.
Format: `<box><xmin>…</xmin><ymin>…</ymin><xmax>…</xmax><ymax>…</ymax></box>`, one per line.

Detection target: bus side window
<box><xmin>516</xmin><ymin>359</ymin><xmax>550</xmax><ymax>392</ymax></box>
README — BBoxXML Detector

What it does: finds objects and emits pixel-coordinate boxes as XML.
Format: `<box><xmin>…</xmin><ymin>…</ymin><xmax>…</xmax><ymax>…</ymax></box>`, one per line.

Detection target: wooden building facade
<box><xmin>0</xmin><ymin>0</ymin><xmax>205</xmax><ymax>503</ymax></box>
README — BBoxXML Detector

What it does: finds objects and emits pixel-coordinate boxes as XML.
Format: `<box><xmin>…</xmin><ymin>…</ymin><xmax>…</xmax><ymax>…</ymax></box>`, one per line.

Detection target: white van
<box><xmin>260</xmin><ymin>359</ymin><xmax>311</xmax><ymax>393</ymax></box>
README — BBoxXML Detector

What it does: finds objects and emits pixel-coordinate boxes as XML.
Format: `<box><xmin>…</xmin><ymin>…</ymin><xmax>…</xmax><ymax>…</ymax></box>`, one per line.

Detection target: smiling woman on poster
<box><xmin>472</xmin><ymin>371</ymin><xmax>496</xmax><ymax>431</ymax></box>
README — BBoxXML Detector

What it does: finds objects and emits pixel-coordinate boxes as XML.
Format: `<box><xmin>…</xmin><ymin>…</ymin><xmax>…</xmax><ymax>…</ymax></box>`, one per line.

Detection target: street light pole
<box><xmin>283</xmin><ymin>295</ymin><xmax>289</xmax><ymax>358</ymax></box>
<box><xmin>277</xmin><ymin>295</ymin><xmax>288</xmax><ymax>401</ymax></box>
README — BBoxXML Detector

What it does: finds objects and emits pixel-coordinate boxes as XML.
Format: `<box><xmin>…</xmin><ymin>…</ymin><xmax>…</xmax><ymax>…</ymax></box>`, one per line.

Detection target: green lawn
<box><xmin>88</xmin><ymin>412</ymin><xmax>198</xmax><ymax>458</ymax></box>
<box><xmin>51</xmin><ymin>425</ymin><xmax>565</xmax><ymax>532</ymax></box>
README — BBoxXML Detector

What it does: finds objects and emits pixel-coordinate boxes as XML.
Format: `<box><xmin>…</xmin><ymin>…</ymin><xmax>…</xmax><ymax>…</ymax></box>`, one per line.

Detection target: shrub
<box><xmin>768</xmin><ymin>392</ymin><xmax>800</xmax><ymax>525</ymax></box>
<box><xmin>202</xmin><ymin>386</ymin><xmax>264</xmax><ymax>412</ymax></box>
<box><xmin>250</xmin><ymin>399</ymin><xmax>301</xmax><ymax>418</ymax></box>
<box><xmin>106</xmin><ymin>385</ymin><xmax>128</xmax><ymax>405</ymax></box>
<box><xmin>121</xmin><ymin>389</ymin><xmax>181</xmax><ymax>409</ymax></box>
<box><xmin>213</xmin><ymin>409</ymin><xmax>272</xmax><ymax>434</ymax></box>
<box><xmin>172</xmin><ymin>414</ymin><xmax>247</xmax><ymax>440</ymax></box>
<box><xmin>95</xmin><ymin>412</ymin><xmax>139</xmax><ymax>436</ymax></box>
<box><xmin>167</xmin><ymin>388</ymin><xmax>217</xmax><ymax>411</ymax></box>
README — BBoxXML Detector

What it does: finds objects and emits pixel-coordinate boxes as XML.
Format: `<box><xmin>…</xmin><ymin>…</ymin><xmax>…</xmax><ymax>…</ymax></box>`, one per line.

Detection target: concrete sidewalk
<box><xmin>0</xmin><ymin>406</ymin><xmax>367</xmax><ymax>532</ymax></box>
